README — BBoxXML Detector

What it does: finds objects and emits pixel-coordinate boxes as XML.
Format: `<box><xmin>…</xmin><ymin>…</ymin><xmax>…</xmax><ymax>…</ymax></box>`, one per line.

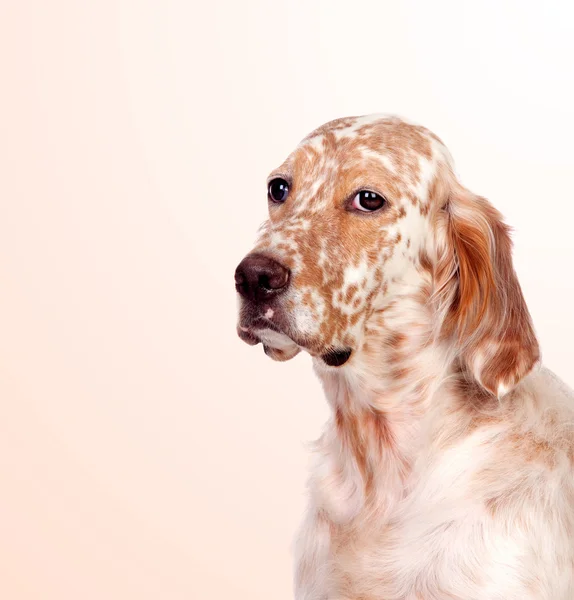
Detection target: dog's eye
<box><xmin>268</xmin><ymin>178</ymin><xmax>290</xmax><ymax>203</ymax></box>
<box><xmin>352</xmin><ymin>190</ymin><xmax>387</xmax><ymax>212</ymax></box>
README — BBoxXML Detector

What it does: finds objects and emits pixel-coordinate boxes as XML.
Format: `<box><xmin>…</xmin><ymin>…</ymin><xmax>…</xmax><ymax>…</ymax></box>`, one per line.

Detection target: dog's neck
<box><xmin>311</xmin><ymin>282</ymin><xmax>455</xmax><ymax>520</ymax></box>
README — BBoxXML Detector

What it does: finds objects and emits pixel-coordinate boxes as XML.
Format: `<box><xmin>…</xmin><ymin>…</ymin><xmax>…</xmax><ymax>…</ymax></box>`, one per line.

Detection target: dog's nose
<box><xmin>234</xmin><ymin>254</ymin><xmax>290</xmax><ymax>303</ymax></box>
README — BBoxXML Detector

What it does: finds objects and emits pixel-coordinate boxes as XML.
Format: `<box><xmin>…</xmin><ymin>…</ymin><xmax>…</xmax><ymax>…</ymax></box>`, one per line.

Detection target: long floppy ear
<box><xmin>434</xmin><ymin>181</ymin><xmax>540</xmax><ymax>398</ymax></box>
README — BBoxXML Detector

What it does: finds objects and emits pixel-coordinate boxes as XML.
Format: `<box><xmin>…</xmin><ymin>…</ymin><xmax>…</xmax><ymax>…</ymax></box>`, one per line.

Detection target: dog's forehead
<box><xmin>301</xmin><ymin>114</ymin><xmax>434</xmax><ymax>146</ymax></box>
<box><xmin>272</xmin><ymin>115</ymin><xmax>449</xmax><ymax>199</ymax></box>
<box><xmin>268</xmin><ymin>115</ymin><xmax>450</xmax><ymax>216</ymax></box>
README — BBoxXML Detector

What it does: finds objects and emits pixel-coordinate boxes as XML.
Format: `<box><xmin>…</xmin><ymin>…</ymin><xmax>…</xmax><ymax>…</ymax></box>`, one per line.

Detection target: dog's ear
<box><xmin>434</xmin><ymin>181</ymin><xmax>540</xmax><ymax>398</ymax></box>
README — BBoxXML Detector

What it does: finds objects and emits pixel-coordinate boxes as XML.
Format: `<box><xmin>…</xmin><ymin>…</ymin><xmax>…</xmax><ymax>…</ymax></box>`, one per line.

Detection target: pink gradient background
<box><xmin>1</xmin><ymin>1</ymin><xmax>574</xmax><ymax>598</ymax></box>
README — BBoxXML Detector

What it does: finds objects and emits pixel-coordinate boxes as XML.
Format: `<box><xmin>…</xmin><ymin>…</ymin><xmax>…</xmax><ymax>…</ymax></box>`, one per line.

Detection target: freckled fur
<box><xmin>236</xmin><ymin>114</ymin><xmax>574</xmax><ymax>599</ymax></box>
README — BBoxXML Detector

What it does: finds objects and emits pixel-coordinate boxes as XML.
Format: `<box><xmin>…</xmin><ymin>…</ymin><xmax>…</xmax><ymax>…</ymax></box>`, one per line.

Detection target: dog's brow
<box><xmin>267</xmin><ymin>168</ymin><xmax>291</xmax><ymax>183</ymax></box>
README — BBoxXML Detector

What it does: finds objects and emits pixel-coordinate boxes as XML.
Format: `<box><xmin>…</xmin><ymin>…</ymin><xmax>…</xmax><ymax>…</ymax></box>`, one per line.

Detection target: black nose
<box><xmin>234</xmin><ymin>254</ymin><xmax>290</xmax><ymax>303</ymax></box>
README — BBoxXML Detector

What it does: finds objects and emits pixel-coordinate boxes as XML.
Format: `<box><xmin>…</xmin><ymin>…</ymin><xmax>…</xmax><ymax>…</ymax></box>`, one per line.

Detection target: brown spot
<box><xmin>335</xmin><ymin>405</ymin><xmax>394</xmax><ymax>493</ymax></box>
<box><xmin>344</xmin><ymin>285</ymin><xmax>358</xmax><ymax>304</ymax></box>
<box><xmin>418</xmin><ymin>249</ymin><xmax>432</xmax><ymax>273</ymax></box>
<box><xmin>386</xmin><ymin>331</ymin><xmax>407</xmax><ymax>350</ymax></box>
<box><xmin>390</xmin><ymin>366</ymin><xmax>413</xmax><ymax>381</ymax></box>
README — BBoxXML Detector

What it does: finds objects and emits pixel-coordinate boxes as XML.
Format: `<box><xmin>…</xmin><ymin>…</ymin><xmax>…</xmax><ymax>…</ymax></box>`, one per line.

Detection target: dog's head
<box><xmin>235</xmin><ymin>115</ymin><xmax>539</xmax><ymax>397</ymax></box>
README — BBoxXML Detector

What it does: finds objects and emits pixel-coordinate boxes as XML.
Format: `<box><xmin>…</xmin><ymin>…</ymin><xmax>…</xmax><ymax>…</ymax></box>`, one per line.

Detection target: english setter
<box><xmin>234</xmin><ymin>115</ymin><xmax>574</xmax><ymax>599</ymax></box>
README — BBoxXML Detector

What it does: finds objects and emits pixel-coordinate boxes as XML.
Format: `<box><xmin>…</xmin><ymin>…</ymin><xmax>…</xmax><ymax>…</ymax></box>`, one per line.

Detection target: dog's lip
<box><xmin>239</xmin><ymin>316</ymin><xmax>313</xmax><ymax>353</ymax></box>
<box><xmin>242</xmin><ymin>316</ymin><xmax>284</xmax><ymax>336</ymax></box>
<box><xmin>237</xmin><ymin>325</ymin><xmax>260</xmax><ymax>346</ymax></box>
<box><xmin>237</xmin><ymin>313</ymin><xmax>291</xmax><ymax>344</ymax></box>
<box><xmin>238</xmin><ymin>314</ymin><xmax>352</xmax><ymax>362</ymax></box>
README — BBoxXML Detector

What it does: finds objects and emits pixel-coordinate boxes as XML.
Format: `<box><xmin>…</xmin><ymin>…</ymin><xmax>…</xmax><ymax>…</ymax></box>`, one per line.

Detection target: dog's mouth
<box><xmin>237</xmin><ymin>320</ymin><xmax>301</xmax><ymax>362</ymax></box>
<box><xmin>236</xmin><ymin>306</ymin><xmax>300</xmax><ymax>361</ymax></box>
<box><xmin>237</xmin><ymin>311</ymin><xmax>352</xmax><ymax>367</ymax></box>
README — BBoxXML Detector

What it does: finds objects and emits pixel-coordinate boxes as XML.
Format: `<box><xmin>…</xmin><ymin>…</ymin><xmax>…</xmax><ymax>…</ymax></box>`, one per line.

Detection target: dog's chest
<box><xmin>325</xmin><ymin>496</ymin><xmax>471</xmax><ymax>600</ymax></box>
<box><xmin>310</xmin><ymin>430</ymin><xmax>498</xmax><ymax>599</ymax></box>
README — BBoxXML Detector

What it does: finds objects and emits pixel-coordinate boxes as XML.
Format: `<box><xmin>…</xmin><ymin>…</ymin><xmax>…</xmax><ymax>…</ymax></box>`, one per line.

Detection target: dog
<box><xmin>234</xmin><ymin>115</ymin><xmax>574</xmax><ymax>599</ymax></box>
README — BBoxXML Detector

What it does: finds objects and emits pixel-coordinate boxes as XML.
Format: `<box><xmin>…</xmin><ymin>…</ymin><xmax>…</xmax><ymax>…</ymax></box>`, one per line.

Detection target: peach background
<box><xmin>1</xmin><ymin>1</ymin><xmax>574</xmax><ymax>598</ymax></box>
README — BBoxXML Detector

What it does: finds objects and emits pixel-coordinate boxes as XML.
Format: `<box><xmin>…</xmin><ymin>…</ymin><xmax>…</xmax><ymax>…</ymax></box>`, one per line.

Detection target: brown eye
<box><xmin>352</xmin><ymin>190</ymin><xmax>386</xmax><ymax>212</ymax></box>
<box><xmin>268</xmin><ymin>178</ymin><xmax>289</xmax><ymax>203</ymax></box>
